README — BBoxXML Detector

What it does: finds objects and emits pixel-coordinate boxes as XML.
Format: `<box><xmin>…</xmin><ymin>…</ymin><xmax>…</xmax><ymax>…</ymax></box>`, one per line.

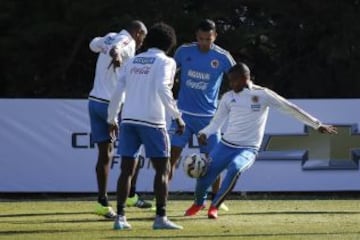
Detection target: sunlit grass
<box><xmin>0</xmin><ymin>198</ymin><xmax>359</xmax><ymax>240</ymax></box>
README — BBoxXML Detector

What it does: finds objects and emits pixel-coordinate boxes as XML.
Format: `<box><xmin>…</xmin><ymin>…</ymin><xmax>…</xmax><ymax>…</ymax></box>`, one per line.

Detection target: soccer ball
<box><xmin>183</xmin><ymin>154</ymin><xmax>208</xmax><ymax>178</ymax></box>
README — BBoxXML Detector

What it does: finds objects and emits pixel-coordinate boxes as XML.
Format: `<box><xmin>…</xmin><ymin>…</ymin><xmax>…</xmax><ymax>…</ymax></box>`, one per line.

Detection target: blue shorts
<box><xmin>170</xmin><ymin>113</ymin><xmax>220</xmax><ymax>154</ymax></box>
<box><xmin>88</xmin><ymin>99</ymin><xmax>113</xmax><ymax>144</ymax></box>
<box><xmin>118</xmin><ymin>123</ymin><xmax>170</xmax><ymax>158</ymax></box>
<box><xmin>209</xmin><ymin>142</ymin><xmax>258</xmax><ymax>174</ymax></box>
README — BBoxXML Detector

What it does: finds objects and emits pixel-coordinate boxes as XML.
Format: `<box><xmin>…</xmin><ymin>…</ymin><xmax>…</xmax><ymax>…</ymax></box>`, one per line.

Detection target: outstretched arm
<box><xmin>265</xmin><ymin>88</ymin><xmax>337</xmax><ymax>134</ymax></box>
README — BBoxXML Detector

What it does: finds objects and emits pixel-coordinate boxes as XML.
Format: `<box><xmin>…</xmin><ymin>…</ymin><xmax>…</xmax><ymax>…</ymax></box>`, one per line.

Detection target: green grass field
<box><xmin>0</xmin><ymin>196</ymin><xmax>360</xmax><ymax>240</ymax></box>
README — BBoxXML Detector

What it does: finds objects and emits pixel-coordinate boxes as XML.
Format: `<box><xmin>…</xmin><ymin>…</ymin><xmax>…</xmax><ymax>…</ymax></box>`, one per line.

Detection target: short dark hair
<box><xmin>126</xmin><ymin>20</ymin><xmax>147</xmax><ymax>34</ymax></box>
<box><xmin>144</xmin><ymin>22</ymin><xmax>177</xmax><ymax>53</ymax></box>
<box><xmin>197</xmin><ymin>19</ymin><xmax>216</xmax><ymax>32</ymax></box>
<box><xmin>228</xmin><ymin>62</ymin><xmax>250</xmax><ymax>76</ymax></box>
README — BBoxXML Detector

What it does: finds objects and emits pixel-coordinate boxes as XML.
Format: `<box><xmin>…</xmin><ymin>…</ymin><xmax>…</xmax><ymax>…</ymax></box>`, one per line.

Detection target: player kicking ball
<box><xmin>184</xmin><ymin>62</ymin><xmax>337</xmax><ymax>219</ymax></box>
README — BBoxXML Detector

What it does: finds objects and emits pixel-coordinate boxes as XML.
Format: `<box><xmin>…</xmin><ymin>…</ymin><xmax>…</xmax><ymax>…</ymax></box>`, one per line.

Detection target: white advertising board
<box><xmin>0</xmin><ymin>99</ymin><xmax>359</xmax><ymax>192</ymax></box>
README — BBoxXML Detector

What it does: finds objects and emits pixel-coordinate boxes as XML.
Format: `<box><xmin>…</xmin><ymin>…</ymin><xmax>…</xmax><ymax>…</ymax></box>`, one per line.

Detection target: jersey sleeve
<box><xmin>223</xmin><ymin>51</ymin><xmax>236</xmax><ymax>72</ymax></box>
<box><xmin>113</xmin><ymin>37</ymin><xmax>136</xmax><ymax>62</ymax></box>
<box><xmin>89</xmin><ymin>37</ymin><xmax>104</xmax><ymax>53</ymax></box>
<box><xmin>264</xmin><ymin>88</ymin><xmax>322</xmax><ymax>129</ymax></box>
<box><xmin>199</xmin><ymin>93</ymin><xmax>230</xmax><ymax>136</ymax></box>
<box><xmin>156</xmin><ymin>58</ymin><xmax>181</xmax><ymax>119</ymax></box>
<box><xmin>107</xmin><ymin>62</ymin><xmax>128</xmax><ymax>124</ymax></box>
<box><xmin>173</xmin><ymin>46</ymin><xmax>183</xmax><ymax>69</ymax></box>
<box><xmin>89</xmin><ymin>33</ymin><xmax>115</xmax><ymax>53</ymax></box>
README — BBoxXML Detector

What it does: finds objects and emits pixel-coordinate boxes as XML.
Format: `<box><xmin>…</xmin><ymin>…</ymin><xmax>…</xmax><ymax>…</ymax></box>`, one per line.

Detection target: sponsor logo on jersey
<box><xmin>130</xmin><ymin>66</ymin><xmax>151</xmax><ymax>75</ymax></box>
<box><xmin>133</xmin><ymin>57</ymin><xmax>155</xmax><ymax>64</ymax></box>
<box><xmin>187</xmin><ymin>70</ymin><xmax>210</xmax><ymax>80</ymax></box>
<box><xmin>185</xmin><ymin>79</ymin><xmax>208</xmax><ymax>90</ymax></box>
<box><xmin>251</xmin><ymin>104</ymin><xmax>261</xmax><ymax>111</ymax></box>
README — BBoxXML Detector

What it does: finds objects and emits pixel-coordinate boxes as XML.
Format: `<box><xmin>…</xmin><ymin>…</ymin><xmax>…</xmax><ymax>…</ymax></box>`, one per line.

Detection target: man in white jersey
<box><xmin>88</xmin><ymin>20</ymin><xmax>150</xmax><ymax>219</ymax></box>
<box><xmin>185</xmin><ymin>62</ymin><xmax>337</xmax><ymax>219</ymax></box>
<box><xmin>108</xmin><ymin>22</ymin><xmax>185</xmax><ymax>230</ymax></box>
<box><xmin>170</xmin><ymin>19</ymin><xmax>235</xmax><ymax>212</ymax></box>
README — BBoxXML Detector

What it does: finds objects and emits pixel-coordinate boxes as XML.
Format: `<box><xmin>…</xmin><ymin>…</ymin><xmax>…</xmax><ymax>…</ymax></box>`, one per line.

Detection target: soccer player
<box><xmin>88</xmin><ymin>20</ymin><xmax>151</xmax><ymax>219</ymax></box>
<box><xmin>169</xmin><ymin>19</ymin><xmax>235</xmax><ymax>211</ymax></box>
<box><xmin>184</xmin><ymin>62</ymin><xmax>338</xmax><ymax>219</ymax></box>
<box><xmin>107</xmin><ymin>22</ymin><xmax>185</xmax><ymax>230</ymax></box>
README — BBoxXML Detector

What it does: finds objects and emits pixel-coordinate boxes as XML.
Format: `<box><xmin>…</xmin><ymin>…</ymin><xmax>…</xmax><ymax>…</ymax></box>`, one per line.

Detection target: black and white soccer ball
<box><xmin>183</xmin><ymin>154</ymin><xmax>208</xmax><ymax>178</ymax></box>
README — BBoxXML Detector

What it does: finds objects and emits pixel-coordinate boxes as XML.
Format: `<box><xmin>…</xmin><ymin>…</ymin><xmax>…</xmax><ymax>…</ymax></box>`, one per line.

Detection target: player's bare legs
<box><xmin>96</xmin><ymin>141</ymin><xmax>113</xmax><ymax>205</ymax></box>
<box><xmin>151</xmin><ymin>157</ymin><xmax>169</xmax><ymax>211</ymax></box>
<box><xmin>126</xmin><ymin>156</ymin><xmax>152</xmax><ymax>208</ymax></box>
<box><xmin>113</xmin><ymin>156</ymin><xmax>138</xmax><ymax>229</ymax></box>
<box><xmin>116</xmin><ymin>157</ymin><xmax>138</xmax><ymax>215</ymax></box>
<box><xmin>94</xmin><ymin>141</ymin><xmax>117</xmax><ymax>218</ymax></box>
<box><xmin>169</xmin><ymin>146</ymin><xmax>183</xmax><ymax>181</ymax></box>
<box><xmin>151</xmin><ymin>157</ymin><xmax>182</xmax><ymax>229</ymax></box>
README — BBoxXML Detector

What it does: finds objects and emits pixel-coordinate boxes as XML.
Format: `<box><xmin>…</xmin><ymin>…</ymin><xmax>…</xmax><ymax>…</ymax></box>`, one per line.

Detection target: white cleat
<box><xmin>113</xmin><ymin>215</ymin><xmax>132</xmax><ymax>230</ymax></box>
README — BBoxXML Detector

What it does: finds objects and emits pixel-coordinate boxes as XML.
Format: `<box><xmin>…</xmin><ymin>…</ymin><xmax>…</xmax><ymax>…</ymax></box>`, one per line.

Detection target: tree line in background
<box><xmin>1</xmin><ymin>0</ymin><xmax>359</xmax><ymax>98</ymax></box>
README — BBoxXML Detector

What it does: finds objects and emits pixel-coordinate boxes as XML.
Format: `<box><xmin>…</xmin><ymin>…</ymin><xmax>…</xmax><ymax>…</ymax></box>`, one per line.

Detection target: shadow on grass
<box><xmin>167</xmin><ymin>210</ymin><xmax>360</xmax><ymax>222</ymax></box>
<box><xmin>0</xmin><ymin>229</ymin><xmax>76</xmax><ymax>235</ymax></box>
<box><xmin>224</xmin><ymin>210</ymin><xmax>360</xmax><ymax>216</ymax></box>
<box><xmin>105</xmin><ymin>231</ymin><xmax>360</xmax><ymax>239</ymax></box>
<box><xmin>0</xmin><ymin>211</ymin><xmax>92</xmax><ymax>218</ymax></box>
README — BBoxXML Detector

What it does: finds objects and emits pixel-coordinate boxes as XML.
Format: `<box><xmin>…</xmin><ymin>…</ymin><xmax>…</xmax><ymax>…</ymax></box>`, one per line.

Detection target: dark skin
<box><xmin>97</xmin><ymin>29</ymin><xmax>147</xmax><ymax>205</ymax></box>
<box><xmin>197</xmin><ymin>71</ymin><xmax>338</xmax><ymax>145</ymax></box>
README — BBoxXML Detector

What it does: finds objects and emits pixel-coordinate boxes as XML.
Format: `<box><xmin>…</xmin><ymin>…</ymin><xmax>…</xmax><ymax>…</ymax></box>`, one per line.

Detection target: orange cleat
<box><xmin>184</xmin><ymin>204</ymin><xmax>206</xmax><ymax>216</ymax></box>
<box><xmin>208</xmin><ymin>205</ymin><xmax>218</xmax><ymax>219</ymax></box>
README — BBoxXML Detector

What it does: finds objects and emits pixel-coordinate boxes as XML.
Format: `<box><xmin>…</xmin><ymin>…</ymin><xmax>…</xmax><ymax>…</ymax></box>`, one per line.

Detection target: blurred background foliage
<box><xmin>1</xmin><ymin>0</ymin><xmax>359</xmax><ymax>98</ymax></box>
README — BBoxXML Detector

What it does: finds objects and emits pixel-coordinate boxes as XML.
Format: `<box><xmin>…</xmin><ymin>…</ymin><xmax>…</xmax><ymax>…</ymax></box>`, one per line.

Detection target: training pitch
<box><xmin>0</xmin><ymin>194</ymin><xmax>359</xmax><ymax>240</ymax></box>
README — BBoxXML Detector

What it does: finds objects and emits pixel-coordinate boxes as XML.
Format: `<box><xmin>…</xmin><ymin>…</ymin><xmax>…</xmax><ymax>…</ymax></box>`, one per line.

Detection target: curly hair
<box><xmin>144</xmin><ymin>22</ymin><xmax>177</xmax><ymax>53</ymax></box>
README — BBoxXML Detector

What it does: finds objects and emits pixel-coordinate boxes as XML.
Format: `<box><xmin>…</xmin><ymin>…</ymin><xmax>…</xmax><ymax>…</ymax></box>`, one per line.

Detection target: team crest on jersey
<box><xmin>210</xmin><ymin>59</ymin><xmax>219</xmax><ymax>68</ymax></box>
<box><xmin>251</xmin><ymin>95</ymin><xmax>259</xmax><ymax>103</ymax></box>
<box><xmin>251</xmin><ymin>95</ymin><xmax>261</xmax><ymax>111</ymax></box>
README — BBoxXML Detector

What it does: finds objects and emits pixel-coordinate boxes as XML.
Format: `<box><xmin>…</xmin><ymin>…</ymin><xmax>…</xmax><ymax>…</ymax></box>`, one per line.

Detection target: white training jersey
<box><xmin>89</xmin><ymin>29</ymin><xmax>136</xmax><ymax>101</ymax></box>
<box><xmin>107</xmin><ymin>48</ymin><xmax>181</xmax><ymax>128</ymax></box>
<box><xmin>200</xmin><ymin>81</ymin><xmax>322</xmax><ymax>149</ymax></box>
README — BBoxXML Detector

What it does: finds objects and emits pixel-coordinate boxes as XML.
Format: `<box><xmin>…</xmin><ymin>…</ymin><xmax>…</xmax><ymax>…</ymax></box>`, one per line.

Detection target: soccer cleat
<box><xmin>113</xmin><ymin>215</ymin><xmax>132</xmax><ymax>230</ymax></box>
<box><xmin>184</xmin><ymin>203</ymin><xmax>206</xmax><ymax>216</ymax></box>
<box><xmin>95</xmin><ymin>203</ymin><xmax>117</xmax><ymax>219</ymax></box>
<box><xmin>219</xmin><ymin>202</ymin><xmax>229</xmax><ymax>212</ymax></box>
<box><xmin>126</xmin><ymin>194</ymin><xmax>152</xmax><ymax>208</ymax></box>
<box><xmin>208</xmin><ymin>205</ymin><xmax>218</xmax><ymax>219</ymax></box>
<box><xmin>153</xmin><ymin>216</ymin><xmax>183</xmax><ymax>230</ymax></box>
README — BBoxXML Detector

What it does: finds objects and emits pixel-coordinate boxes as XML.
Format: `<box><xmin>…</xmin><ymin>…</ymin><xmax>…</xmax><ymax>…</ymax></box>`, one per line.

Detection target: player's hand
<box><xmin>108</xmin><ymin>47</ymin><xmax>122</xmax><ymax>70</ymax></box>
<box><xmin>318</xmin><ymin>124</ymin><xmax>337</xmax><ymax>134</ymax></box>
<box><xmin>108</xmin><ymin>123</ymin><xmax>119</xmax><ymax>142</ymax></box>
<box><xmin>175</xmin><ymin>117</ymin><xmax>185</xmax><ymax>135</ymax></box>
<box><xmin>197</xmin><ymin>133</ymin><xmax>208</xmax><ymax>145</ymax></box>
